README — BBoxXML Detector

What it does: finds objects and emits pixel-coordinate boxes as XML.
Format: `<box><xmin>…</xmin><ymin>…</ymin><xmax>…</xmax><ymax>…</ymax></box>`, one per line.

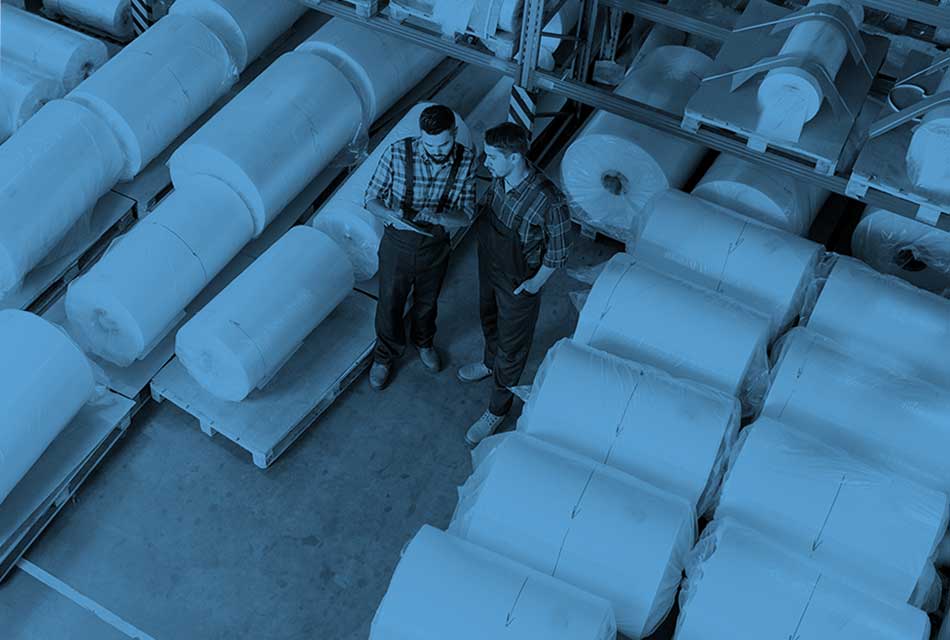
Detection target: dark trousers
<box><xmin>374</xmin><ymin>226</ymin><xmax>451</xmax><ymax>366</ymax></box>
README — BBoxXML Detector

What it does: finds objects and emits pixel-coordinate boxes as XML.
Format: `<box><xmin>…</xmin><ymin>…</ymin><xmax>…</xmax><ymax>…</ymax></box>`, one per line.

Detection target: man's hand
<box><xmin>415</xmin><ymin>208</ymin><xmax>469</xmax><ymax>230</ymax></box>
<box><xmin>514</xmin><ymin>277</ymin><xmax>543</xmax><ymax>296</ymax></box>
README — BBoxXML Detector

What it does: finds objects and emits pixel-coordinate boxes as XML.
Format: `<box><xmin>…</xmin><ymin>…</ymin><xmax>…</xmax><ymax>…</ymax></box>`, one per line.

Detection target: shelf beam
<box><xmin>599</xmin><ymin>0</ymin><xmax>732</xmax><ymax>41</ymax></box>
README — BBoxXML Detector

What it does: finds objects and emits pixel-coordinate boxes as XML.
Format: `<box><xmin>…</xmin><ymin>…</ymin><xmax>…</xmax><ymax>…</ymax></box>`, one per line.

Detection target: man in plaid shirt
<box><xmin>457</xmin><ymin>122</ymin><xmax>572</xmax><ymax>446</ymax></box>
<box><xmin>363</xmin><ymin>104</ymin><xmax>477</xmax><ymax>390</ymax></box>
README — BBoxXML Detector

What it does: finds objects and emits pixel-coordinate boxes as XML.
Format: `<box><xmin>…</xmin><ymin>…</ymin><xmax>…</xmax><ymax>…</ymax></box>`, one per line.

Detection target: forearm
<box><xmin>530</xmin><ymin>265</ymin><xmax>556</xmax><ymax>287</ymax></box>
<box><xmin>366</xmin><ymin>198</ymin><xmax>401</xmax><ymax>218</ymax></box>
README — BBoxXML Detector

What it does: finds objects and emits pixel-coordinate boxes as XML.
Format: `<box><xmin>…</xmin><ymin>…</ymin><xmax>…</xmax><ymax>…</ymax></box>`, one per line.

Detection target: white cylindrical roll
<box><xmin>449</xmin><ymin>433</ymin><xmax>695</xmax><ymax>639</ymax></box>
<box><xmin>717</xmin><ymin>417</ymin><xmax>949</xmax><ymax>606</ymax></box>
<box><xmin>761</xmin><ymin>327</ymin><xmax>950</xmax><ymax>494</ymax></box>
<box><xmin>561</xmin><ymin>46</ymin><xmax>712</xmax><ymax>237</ymax></box>
<box><xmin>67</xmin><ymin>14</ymin><xmax>236</xmax><ymax>180</ymax></box>
<box><xmin>310</xmin><ymin>102</ymin><xmax>472</xmax><ymax>280</ymax></box>
<box><xmin>169</xmin><ymin>0</ymin><xmax>306</xmax><ymax>73</ymax></box>
<box><xmin>677</xmin><ymin>520</ymin><xmax>931</xmax><ymax>640</ymax></box>
<box><xmin>494</xmin><ymin>0</ymin><xmax>579</xmax><ymax>70</ymax></box>
<box><xmin>805</xmin><ymin>256</ymin><xmax>950</xmax><ymax>387</ymax></box>
<box><xmin>296</xmin><ymin>19</ymin><xmax>444</xmax><ymax>124</ymax></box>
<box><xmin>370</xmin><ymin>525</ymin><xmax>618</xmax><ymax>640</ymax></box>
<box><xmin>518</xmin><ymin>338</ymin><xmax>740</xmax><ymax>514</ymax></box>
<box><xmin>906</xmin><ymin>67</ymin><xmax>950</xmax><ymax>197</ymax></box>
<box><xmin>66</xmin><ymin>176</ymin><xmax>254</xmax><ymax>366</ymax></box>
<box><xmin>852</xmin><ymin>207</ymin><xmax>950</xmax><ymax>296</ymax></box>
<box><xmin>169</xmin><ymin>52</ymin><xmax>363</xmax><ymax>236</ymax></box>
<box><xmin>0</xmin><ymin>62</ymin><xmax>59</xmax><ymax>143</ymax></box>
<box><xmin>573</xmin><ymin>253</ymin><xmax>771</xmax><ymax>410</ymax></box>
<box><xmin>692</xmin><ymin>153</ymin><xmax>829</xmax><ymax>235</ymax></box>
<box><xmin>1</xmin><ymin>5</ymin><xmax>108</xmax><ymax>92</ymax></box>
<box><xmin>635</xmin><ymin>190</ymin><xmax>823</xmax><ymax>337</ymax></box>
<box><xmin>0</xmin><ymin>99</ymin><xmax>124</xmax><ymax>296</ymax></box>
<box><xmin>43</xmin><ymin>0</ymin><xmax>133</xmax><ymax>41</ymax></box>
<box><xmin>756</xmin><ymin>0</ymin><xmax>864</xmax><ymax>139</ymax></box>
<box><xmin>176</xmin><ymin>226</ymin><xmax>355</xmax><ymax>402</ymax></box>
<box><xmin>0</xmin><ymin>310</ymin><xmax>95</xmax><ymax>505</ymax></box>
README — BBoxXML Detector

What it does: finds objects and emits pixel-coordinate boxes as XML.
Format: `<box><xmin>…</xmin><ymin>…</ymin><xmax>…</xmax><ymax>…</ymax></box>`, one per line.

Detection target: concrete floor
<box><xmin>0</xmin><ymin>225</ymin><xmax>674</xmax><ymax>639</ymax></box>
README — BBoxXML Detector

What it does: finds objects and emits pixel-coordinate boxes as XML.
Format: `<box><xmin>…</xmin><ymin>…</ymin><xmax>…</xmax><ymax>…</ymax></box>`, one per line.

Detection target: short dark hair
<box><xmin>419</xmin><ymin>104</ymin><xmax>456</xmax><ymax>135</ymax></box>
<box><xmin>485</xmin><ymin>122</ymin><xmax>529</xmax><ymax>157</ymax></box>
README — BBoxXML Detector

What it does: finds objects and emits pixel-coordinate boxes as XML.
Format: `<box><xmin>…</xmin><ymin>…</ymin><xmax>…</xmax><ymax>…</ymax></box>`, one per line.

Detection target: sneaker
<box><xmin>457</xmin><ymin>362</ymin><xmax>493</xmax><ymax>383</ymax></box>
<box><xmin>418</xmin><ymin>346</ymin><xmax>442</xmax><ymax>372</ymax></box>
<box><xmin>465</xmin><ymin>410</ymin><xmax>506</xmax><ymax>448</ymax></box>
<box><xmin>369</xmin><ymin>362</ymin><xmax>391</xmax><ymax>390</ymax></box>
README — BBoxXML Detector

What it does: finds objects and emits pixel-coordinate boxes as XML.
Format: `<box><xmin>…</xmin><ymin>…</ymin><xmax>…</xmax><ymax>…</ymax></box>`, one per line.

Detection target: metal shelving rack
<box><xmin>300</xmin><ymin>0</ymin><xmax>950</xmax><ymax>228</ymax></box>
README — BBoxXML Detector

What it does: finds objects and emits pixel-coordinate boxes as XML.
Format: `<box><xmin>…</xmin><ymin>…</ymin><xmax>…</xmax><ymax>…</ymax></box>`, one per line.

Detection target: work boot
<box><xmin>418</xmin><ymin>346</ymin><xmax>441</xmax><ymax>372</ymax></box>
<box><xmin>369</xmin><ymin>361</ymin><xmax>391</xmax><ymax>390</ymax></box>
<box><xmin>465</xmin><ymin>410</ymin><xmax>506</xmax><ymax>448</ymax></box>
<box><xmin>457</xmin><ymin>362</ymin><xmax>492</xmax><ymax>382</ymax></box>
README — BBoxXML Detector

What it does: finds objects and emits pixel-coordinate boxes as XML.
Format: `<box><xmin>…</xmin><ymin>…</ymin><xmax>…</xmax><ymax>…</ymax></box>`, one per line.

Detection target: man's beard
<box><xmin>425</xmin><ymin>149</ymin><xmax>451</xmax><ymax>164</ymax></box>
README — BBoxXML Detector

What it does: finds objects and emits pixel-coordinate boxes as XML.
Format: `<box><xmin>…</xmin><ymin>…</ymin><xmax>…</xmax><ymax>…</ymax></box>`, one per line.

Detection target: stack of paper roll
<box><xmin>634</xmin><ymin>189</ymin><xmax>823</xmax><ymax>338</ymax></box>
<box><xmin>717</xmin><ymin>417</ymin><xmax>949</xmax><ymax>608</ymax></box>
<box><xmin>692</xmin><ymin>153</ymin><xmax>829</xmax><ymax>235</ymax></box>
<box><xmin>170</xmin><ymin>0</ymin><xmax>306</xmax><ymax>74</ymax></box>
<box><xmin>0</xmin><ymin>310</ymin><xmax>95</xmax><ymax>505</ymax></box>
<box><xmin>311</xmin><ymin>103</ymin><xmax>472</xmax><ymax>281</ymax></box>
<box><xmin>370</xmin><ymin>525</ymin><xmax>618</xmax><ymax>640</ymax></box>
<box><xmin>573</xmin><ymin>253</ymin><xmax>771</xmax><ymax>412</ymax></box>
<box><xmin>852</xmin><ymin>207</ymin><xmax>950</xmax><ymax>296</ymax></box>
<box><xmin>805</xmin><ymin>256</ymin><xmax>950</xmax><ymax>387</ymax></box>
<box><xmin>676</xmin><ymin>520</ymin><xmax>931</xmax><ymax>640</ymax></box>
<box><xmin>494</xmin><ymin>0</ymin><xmax>579</xmax><ymax>70</ymax></box>
<box><xmin>449</xmin><ymin>433</ymin><xmax>695</xmax><ymax>639</ymax></box>
<box><xmin>518</xmin><ymin>338</ymin><xmax>740</xmax><ymax>514</ymax></box>
<box><xmin>0</xmin><ymin>63</ymin><xmax>58</xmax><ymax>143</ymax></box>
<box><xmin>906</xmin><ymin>65</ymin><xmax>950</xmax><ymax>198</ymax></box>
<box><xmin>761</xmin><ymin>327</ymin><xmax>950</xmax><ymax>494</ymax></box>
<box><xmin>43</xmin><ymin>0</ymin><xmax>134</xmax><ymax>41</ymax></box>
<box><xmin>560</xmin><ymin>46</ymin><xmax>712</xmax><ymax>238</ymax></box>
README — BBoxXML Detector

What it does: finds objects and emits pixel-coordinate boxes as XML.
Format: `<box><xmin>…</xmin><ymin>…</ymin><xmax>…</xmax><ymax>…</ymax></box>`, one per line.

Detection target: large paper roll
<box><xmin>573</xmin><ymin>253</ymin><xmax>771</xmax><ymax>411</ymax></box>
<box><xmin>169</xmin><ymin>0</ymin><xmax>306</xmax><ymax>73</ymax></box>
<box><xmin>67</xmin><ymin>14</ymin><xmax>235</xmax><ymax>181</ymax></box>
<box><xmin>0</xmin><ymin>310</ymin><xmax>95</xmax><ymax>505</ymax></box>
<box><xmin>717</xmin><ymin>417</ymin><xmax>949</xmax><ymax>607</ymax></box>
<box><xmin>635</xmin><ymin>190</ymin><xmax>822</xmax><ymax>337</ymax></box>
<box><xmin>66</xmin><ymin>176</ymin><xmax>254</xmax><ymax>366</ymax></box>
<box><xmin>0</xmin><ymin>62</ymin><xmax>58</xmax><ymax>143</ymax></box>
<box><xmin>1</xmin><ymin>5</ymin><xmax>108</xmax><ymax>93</ymax></box>
<box><xmin>175</xmin><ymin>226</ymin><xmax>354</xmax><ymax>402</ymax></box>
<box><xmin>43</xmin><ymin>0</ymin><xmax>133</xmax><ymax>41</ymax></box>
<box><xmin>370</xmin><ymin>525</ymin><xmax>618</xmax><ymax>640</ymax></box>
<box><xmin>761</xmin><ymin>327</ymin><xmax>950</xmax><ymax>494</ymax></box>
<box><xmin>493</xmin><ymin>0</ymin><xmax>579</xmax><ymax>70</ymax></box>
<box><xmin>561</xmin><ymin>46</ymin><xmax>712</xmax><ymax>237</ymax></box>
<box><xmin>450</xmin><ymin>433</ymin><xmax>694</xmax><ymax>639</ymax></box>
<box><xmin>906</xmin><ymin>66</ymin><xmax>950</xmax><ymax>198</ymax></box>
<box><xmin>518</xmin><ymin>338</ymin><xmax>740</xmax><ymax>514</ymax></box>
<box><xmin>0</xmin><ymin>99</ymin><xmax>124</xmax><ymax>296</ymax></box>
<box><xmin>677</xmin><ymin>520</ymin><xmax>931</xmax><ymax>640</ymax></box>
<box><xmin>852</xmin><ymin>207</ymin><xmax>950</xmax><ymax>296</ymax></box>
<box><xmin>692</xmin><ymin>153</ymin><xmax>828</xmax><ymax>235</ymax></box>
<box><xmin>805</xmin><ymin>256</ymin><xmax>950</xmax><ymax>387</ymax></box>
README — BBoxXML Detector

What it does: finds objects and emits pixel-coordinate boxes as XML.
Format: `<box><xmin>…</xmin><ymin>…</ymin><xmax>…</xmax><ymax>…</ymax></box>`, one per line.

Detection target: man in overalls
<box><xmin>458</xmin><ymin>122</ymin><xmax>572</xmax><ymax>446</ymax></box>
<box><xmin>364</xmin><ymin>104</ymin><xmax>477</xmax><ymax>390</ymax></box>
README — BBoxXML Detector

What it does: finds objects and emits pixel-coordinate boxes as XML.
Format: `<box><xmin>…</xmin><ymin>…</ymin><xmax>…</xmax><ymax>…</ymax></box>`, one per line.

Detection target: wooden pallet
<box><xmin>150</xmin><ymin>291</ymin><xmax>378</xmax><ymax>469</ymax></box>
<box><xmin>387</xmin><ymin>2</ymin><xmax>518</xmax><ymax>60</ymax></box>
<box><xmin>0</xmin><ymin>391</ymin><xmax>137</xmax><ymax>583</ymax></box>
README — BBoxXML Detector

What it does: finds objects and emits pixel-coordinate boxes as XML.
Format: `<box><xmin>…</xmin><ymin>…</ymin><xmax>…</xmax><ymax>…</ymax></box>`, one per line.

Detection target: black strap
<box><xmin>401</xmin><ymin>137</ymin><xmax>415</xmax><ymax>218</ymax></box>
<box><xmin>435</xmin><ymin>143</ymin><xmax>465</xmax><ymax>213</ymax></box>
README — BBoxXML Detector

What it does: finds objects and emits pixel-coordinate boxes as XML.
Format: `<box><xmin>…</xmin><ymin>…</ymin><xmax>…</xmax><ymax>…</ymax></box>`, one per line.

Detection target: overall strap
<box><xmin>435</xmin><ymin>143</ymin><xmax>465</xmax><ymax>213</ymax></box>
<box><xmin>401</xmin><ymin>137</ymin><xmax>415</xmax><ymax>217</ymax></box>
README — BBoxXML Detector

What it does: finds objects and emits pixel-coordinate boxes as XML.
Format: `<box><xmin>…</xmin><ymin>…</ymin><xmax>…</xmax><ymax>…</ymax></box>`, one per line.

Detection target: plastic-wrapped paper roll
<box><xmin>635</xmin><ymin>190</ymin><xmax>822</xmax><ymax>337</ymax></box>
<box><xmin>761</xmin><ymin>327</ymin><xmax>950</xmax><ymax>494</ymax></box>
<box><xmin>66</xmin><ymin>177</ymin><xmax>254</xmax><ymax>366</ymax></box>
<box><xmin>169</xmin><ymin>0</ymin><xmax>305</xmax><ymax>73</ymax></box>
<box><xmin>1</xmin><ymin>5</ymin><xmax>108</xmax><ymax>93</ymax></box>
<box><xmin>677</xmin><ymin>520</ymin><xmax>931</xmax><ymax>640</ymax></box>
<box><xmin>906</xmin><ymin>67</ymin><xmax>950</xmax><ymax>197</ymax></box>
<box><xmin>852</xmin><ymin>207</ymin><xmax>950</xmax><ymax>296</ymax></box>
<box><xmin>756</xmin><ymin>0</ymin><xmax>864</xmax><ymax>140</ymax></box>
<box><xmin>370</xmin><ymin>525</ymin><xmax>618</xmax><ymax>640</ymax></box>
<box><xmin>176</xmin><ymin>226</ymin><xmax>354</xmax><ymax>402</ymax></box>
<box><xmin>169</xmin><ymin>52</ymin><xmax>363</xmax><ymax>236</ymax></box>
<box><xmin>43</xmin><ymin>0</ymin><xmax>133</xmax><ymax>40</ymax></box>
<box><xmin>0</xmin><ymin>99</ymin><xmax>124</xmax><ymax>296</ymax></box>
<box><xmin>691</xmin><ymin>153</ymin><xmax>829</xmax><ymax>235</ymax></box>
<box><xmin>296</xmin><ymin>19</ymin><xmax>444</xmax><ymax>124</ymax></box>
<box><xmin>310</xmin><ymin>103</ymin><xmax>471</xmax><ymax>280</ymax></box>
<box><xmin>449</xmin><ymin>433</ymin><xmax>695</xmax><ymax>639</ymax></box>
<box><xmin>561</xmin><ymin>46</ymin><xmax>712</xmax><ymax>237</ymax></box>
<box><xmin>573</xmin><ymin>253</ymin><xmax>771</xmax><ymax>411</ymax></box>
<box><xmin>0</xmin><ymin>310</ymin><xmax>95</xmax><ymax>505</ymax></box>
<box><xmin>805</xmin><ymin>256</ymin><xmax>950</xmax><ymax>387</ymax></box>
<box><xmin>717</xmin><ymin>417</ymin><xmax>949</xmax><ymax>607</ymax></box>
<box><xmin>67</xmin><ymin>14</ymin><xmax>236</xmax><ymax>181</ymax></box>
<box><xmin>0</xmin><ymin>62</ymin><xmax>58</xmax><ymax>143</ymax></box>
<box><xmin>518</xmin><ymin>338</ymin><xmax>740</xmax><ymax>514</ymax></box>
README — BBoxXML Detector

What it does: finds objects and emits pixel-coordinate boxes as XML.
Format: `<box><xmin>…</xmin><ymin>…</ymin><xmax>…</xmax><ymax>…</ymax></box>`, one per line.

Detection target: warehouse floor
<box><xmin>0</xmin><ymin>225</ymin><xmax>674</xmax><ymax>639</ymax></box>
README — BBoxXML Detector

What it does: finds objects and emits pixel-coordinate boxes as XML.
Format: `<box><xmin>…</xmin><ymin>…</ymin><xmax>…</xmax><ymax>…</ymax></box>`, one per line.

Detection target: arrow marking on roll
<box><xmin>812</xmin><ymin>474</ymin><xmax>846</xmax><ymax>552</ymax></box>
<box><xmin>789</xmin><ymin>573</ymin><xmax>821</xmax><ymax>640</ymax></box>
<box><xmin>506</xmin><ymin>576</ymin><xmax>530</xmax><ymax>628</ymax></box>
